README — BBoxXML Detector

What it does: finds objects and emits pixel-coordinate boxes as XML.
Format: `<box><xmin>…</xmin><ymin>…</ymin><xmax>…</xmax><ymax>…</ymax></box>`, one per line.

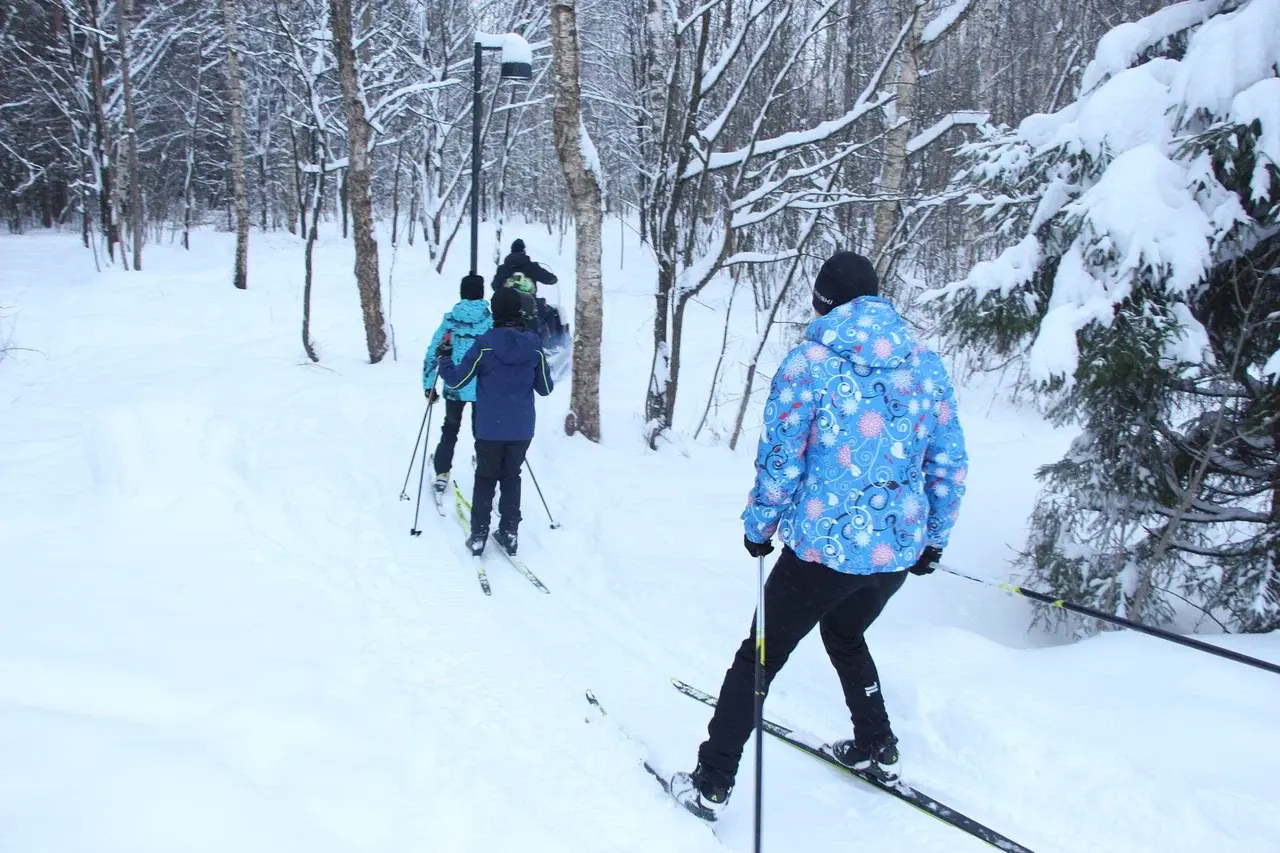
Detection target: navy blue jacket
<box><xmin>437</xmin><ymin>325</ymin><xmax>553</xmax><ymax>441</ymax></box>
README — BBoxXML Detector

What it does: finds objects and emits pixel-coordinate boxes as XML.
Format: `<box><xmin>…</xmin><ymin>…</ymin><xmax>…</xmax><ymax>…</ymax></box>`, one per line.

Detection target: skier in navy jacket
<box><xmin>436</xmin><ymin>287</ymin><xmax>553</xmax><ymax>556</ymax></box>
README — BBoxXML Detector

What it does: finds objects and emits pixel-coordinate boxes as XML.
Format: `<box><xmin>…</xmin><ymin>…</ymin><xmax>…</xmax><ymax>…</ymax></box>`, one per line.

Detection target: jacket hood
<box><xmin>503</xmin><ymin>251</ymin><xmax>529</xmax><ymax>266</ymax></box>
<box><xmin>447</xmin><ymin>299</ymin><xmax>491</xmax><ymax>331</ymax></box>
<box><xmin>487</xmin><ymin>326</ymin><xmax>540</xmax><ymax>366</ymax></box>
<box><xmin>805</xmin><ymin>296</ymin><xmax>917</xmax><ymax>369</ymax></box>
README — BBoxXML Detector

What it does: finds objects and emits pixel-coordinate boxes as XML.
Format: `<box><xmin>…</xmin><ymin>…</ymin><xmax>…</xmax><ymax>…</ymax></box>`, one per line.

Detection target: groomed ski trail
<box><xmin>3</xmin><ymin>231</ymin><xmax>1278</xmax><ymax>853</ymax></box>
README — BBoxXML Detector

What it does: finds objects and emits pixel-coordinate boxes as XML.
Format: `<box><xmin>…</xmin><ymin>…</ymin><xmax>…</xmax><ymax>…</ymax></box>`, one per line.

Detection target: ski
<box><xmin>584</xmin><ymin>690</ymin><xmax>721</xmax><ymax>842</ymax></box>
<box><xmin>451</xmin><ymin>480</ymin><xmax>549</xmax><ymax>593</ymax></box>
<box><xmin>672</xmin><ymin>679</ymin><xmax>1035</xmax><ymax>853</ymax></box>
<box><xmin>451</xmin><ymin>480</ymin><xmax>490</xmax><ymax>595</ymax></box>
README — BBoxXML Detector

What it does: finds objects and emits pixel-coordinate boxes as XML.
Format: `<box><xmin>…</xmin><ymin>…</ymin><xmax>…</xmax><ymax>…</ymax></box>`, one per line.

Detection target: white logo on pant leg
<box><xmin>864</xmin><ymin>682</ymin><xmax>879</xmax><ymax>697</ymax></box>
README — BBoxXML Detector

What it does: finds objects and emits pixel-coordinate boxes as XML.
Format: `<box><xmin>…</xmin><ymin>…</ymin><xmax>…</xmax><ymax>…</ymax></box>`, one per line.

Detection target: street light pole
<box><xmin>469</xmin><ymin>33</ymin><xmax>533</xmax><ymax>280</ymax></box>
<box><xmin>470</xmin><ymin>41</ymin><xmax>483</xmax><ymax>277</ymax></box>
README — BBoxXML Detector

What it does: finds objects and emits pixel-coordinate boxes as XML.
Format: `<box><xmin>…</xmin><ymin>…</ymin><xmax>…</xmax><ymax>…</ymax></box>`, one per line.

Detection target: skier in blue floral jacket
<box><xmin>423</xmin><ymin>273</ymin><xmax>493</xmax><ymax>498</ymax></box>
<box><xmin>670</xmin><ymin>251</ymin><xmax>969</xmax><ymax>822</ymax></box>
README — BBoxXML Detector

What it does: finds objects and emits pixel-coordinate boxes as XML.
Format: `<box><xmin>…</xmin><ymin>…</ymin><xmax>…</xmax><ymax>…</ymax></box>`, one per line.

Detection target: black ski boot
<box><xmin>830</xmin><ymin>733</ymin><xmax>901</xmax><ymax>783</ymax></box>
<box><xmin>669</xmin><ymin>763</ymin><xmax>732</xmax><ymax>821</ymax></box>
<box><xmin>466</xmin><ymin>530</ymin><xmax>487</xmax><ymax>556</ymax></box>
<box><xmin>493</xmin><ymin>523</ymin><xmax>518</xmax><ymax>556</ymax></box>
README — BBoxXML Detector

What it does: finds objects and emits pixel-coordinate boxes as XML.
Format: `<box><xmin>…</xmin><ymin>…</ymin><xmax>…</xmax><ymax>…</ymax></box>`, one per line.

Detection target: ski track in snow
<box><xmin>2</xmin><ymin>228</ymin><xmax>1278</xmax><ymax>853</ymax></box>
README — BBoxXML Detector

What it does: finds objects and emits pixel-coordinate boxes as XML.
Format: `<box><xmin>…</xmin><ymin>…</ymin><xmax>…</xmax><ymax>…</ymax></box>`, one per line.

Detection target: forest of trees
<box><xmin>0</xmin><ymin>0</ymin><xmax>1161</xmax><ymax>411</ymax></box>
<box><xmin>2</xmin><ymin>0</ymin><xmax>1275</xmax><ymax>634</ymax></box>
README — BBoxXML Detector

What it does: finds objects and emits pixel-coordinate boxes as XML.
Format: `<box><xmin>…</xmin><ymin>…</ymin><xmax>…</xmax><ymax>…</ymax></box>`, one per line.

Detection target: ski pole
<box><xmin>399</xmin><ymin>404</ymin><xmax>431</xmax><ymax>500</ymax></box>
<box><xmin>523</xmin><ymin>459</ymin><xmax>560</xmax><ymax>529</ymax></box>
<box><xmin>410</xmin><ymin>394</ymin><xmax>437</xmax><ymax>536</ymax></box>
<box><xmin>936</xmin><ymin>563</ymin><xmax>1280</xmax><ymax>677</ymax></box>
<box><xmin>753</xmin><ymin>553</ymin><xmax>766</xmax><ymax>853</ymax></box>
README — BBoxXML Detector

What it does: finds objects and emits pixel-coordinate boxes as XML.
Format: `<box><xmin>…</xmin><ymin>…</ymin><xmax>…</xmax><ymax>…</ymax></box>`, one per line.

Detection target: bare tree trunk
<box><xmin>870</xmin><ymin>8</ymin><xmax>925</xmax><ymax>291</ymax></box>
<box><xmin>84</xmin><ymin>0</ymin><xmax>117</xmax><ymax>262</ymax></box>
<box><xmin>645</xmin><ymin>264</ymin><xmax>674</xmax><ymax>444</ymax></box>
<box><xmin>550</xmin><ymin>0</ymin><xmax>604</xmax><ymax>442</ymax></box>
<box><xmin>303</xmin><ymin>141</ymin><xmax>324</xmax><ymax>363</ymax></box>
<box><xmin>181</xmin><ymin>35</ymin><xmax>204</xmax><ymax>251</ymax></box>
<box><xmin>406</xmin><ymin>181</ymin><xmax>416</xmax><ymax>247</ymax></box>
<box><xmin>221</xmin><ymin>0</ymin><xmax>250</xmax><ymax>289</ymax></box>
<box><xmin>390</xmin><ymin>140</ymin><xmax>403</xmax><ymax>245</ymax></box>
<box><xmin>330</xmin><ymin>0</ymin><xmax>388</xmax><ymax>363</ymax></box>
<box><xmin>117</xmin><ymin>0</ymin><xmax>143</xmax><ymax>269</ymax></box>
<box><xmin>339</xmin><ymin>169</ymin><xmax>349</xmax><ymax>239</ymax></box>
<box><xmin>287</xmin><ymin>117</ymin><xmax>303</xmax><ymax>237</ymax></box>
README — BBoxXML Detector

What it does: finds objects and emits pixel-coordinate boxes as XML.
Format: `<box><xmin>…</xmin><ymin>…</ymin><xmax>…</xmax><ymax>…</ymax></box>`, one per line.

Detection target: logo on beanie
<box><xmin>815</xmin><ymin>291</ymin><xmax>834</xmax><ymax>306</ymax></box>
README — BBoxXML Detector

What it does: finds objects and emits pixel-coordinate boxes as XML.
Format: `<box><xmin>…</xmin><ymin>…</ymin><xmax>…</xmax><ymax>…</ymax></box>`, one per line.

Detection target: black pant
<box><xmin>471</xmin><ymin>439</ymin><xmax>530</xmax><ymax>536</ymax></box>
<box><xmin>698</xmin><ymin>547</ymin><xmax>907</xmax><ymax>783</ymax></box>
<box><xmin>432</xmin><ymin>400</ymin><xmax>474</xmax><ymax>476</ymax></box>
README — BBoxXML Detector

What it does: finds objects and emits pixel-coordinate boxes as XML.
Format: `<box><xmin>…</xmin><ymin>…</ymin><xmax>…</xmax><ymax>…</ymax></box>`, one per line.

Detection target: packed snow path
<box><xmin>2</xmin><ymin>231</ymin><xmax>1278</xmax><ymax>852</ymax></box>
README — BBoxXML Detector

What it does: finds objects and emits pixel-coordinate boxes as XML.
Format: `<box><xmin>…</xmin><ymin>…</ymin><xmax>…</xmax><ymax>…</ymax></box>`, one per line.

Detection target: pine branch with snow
<box><xmin>933</xmin><ymin>0</ymin><xmax>1280</xmax><ymax>633</ymax></box>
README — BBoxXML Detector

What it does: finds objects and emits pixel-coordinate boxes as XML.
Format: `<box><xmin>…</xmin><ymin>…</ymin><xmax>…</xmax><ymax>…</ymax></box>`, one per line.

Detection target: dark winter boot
<box><xmin>433</xmin><ymin>472</ymin><xmax>448</xmax><ymax>496</ymax></box>
<box><xmin>466</xmin><ymin>531</ymin><xmax>487</xmax><ymax>557</ymax></box>
<box><xmin>493</xmin><ymin>521</ymin><xmax>518</xmax><ymax>556</ymax></box>
<box><xmin>830</xmin><ymin>733</ymin><xmax>900</xmax><ymax>783</ymax></box>
<box><xmin>669</xmin><ymin>763</ymin><xmax>732</xmax><ymax>821</ymax></box>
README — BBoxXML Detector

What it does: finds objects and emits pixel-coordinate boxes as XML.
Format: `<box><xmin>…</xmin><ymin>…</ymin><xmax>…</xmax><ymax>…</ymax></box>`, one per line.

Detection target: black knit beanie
<box><xmin>491</xmin><ymin>287</ymin><xmax>524</xmax><ymax>325</ymax></box>
<box><xmin>511</xmin><ymin>238</ymin><xmax>526</xmax><ymax>254</ymax></box>
<box><xmin>812</xmin><ymin>251</ymin><xmax>878</xmax><ymax>315</ymax></box>
<box><xmin>460</xmin><ymin>273</ymin><xmax>485</xmax><ymax>301</ymax></box>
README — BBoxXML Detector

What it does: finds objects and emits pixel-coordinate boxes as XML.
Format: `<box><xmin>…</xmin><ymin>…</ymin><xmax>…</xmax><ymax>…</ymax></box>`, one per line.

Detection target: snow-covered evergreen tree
<box><xmin>934</xmin><ymin>0</ymin><xmax>1280</xmax><ymax>633</ymax></box>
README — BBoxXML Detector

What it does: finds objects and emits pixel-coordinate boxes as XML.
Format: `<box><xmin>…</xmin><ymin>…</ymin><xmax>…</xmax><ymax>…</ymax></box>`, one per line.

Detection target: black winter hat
<box><xmin>460</xmin><ymin>273</ymin><xmax>485</xmax><ymax>301</ymax></box>
<box><xmin>492</xmin><ymin>286</ymin><xmax>524</xmax><ymax>324</ymax></box>
<box><xmin>812</xmin><ymin>251</ymin><xmax>878</xmax><ymax>315</ymax></box>
<box><xmin>511</xmin><ymin>238</ymin><xmax>526</xmax><ymax>254</ymax></box>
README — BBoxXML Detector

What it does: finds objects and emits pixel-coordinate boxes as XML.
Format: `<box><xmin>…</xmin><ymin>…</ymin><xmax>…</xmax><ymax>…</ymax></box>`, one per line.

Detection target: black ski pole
<box><xmin>753</xmin><ymin>553</ymin><xmax>766</xmax><ymax>853</ymax></box>
<box><xmin>936</xmin><ymin>563</ymin><xmax>1280</xmax><ymax>677</ymax></box>
<box><xmin>410</xmin><ymin>395</ymin><xmax>437</xmax><ymax>536</ymax></box>
<box><xmin>399</xmin><ymin>404</ymin><xmax>430</xmax><ymax>500</ymax></box>
<box><xmin>523</xmin><ymin>459</ymin><xmax>560</xmax><ymax>529</ymax></box>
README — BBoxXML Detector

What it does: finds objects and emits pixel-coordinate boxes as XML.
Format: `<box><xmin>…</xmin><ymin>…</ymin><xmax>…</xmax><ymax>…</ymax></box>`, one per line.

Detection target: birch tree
<box><xmin>116</xmin><ymin>0</ymin><xmax>143</xmax><ymax>269</ymax></box>
<box><xmin>221</xmin><ymin>0</ymin><xmax>250</xmax><ymax>289</ymax></box>
<box><xmin>550</xmin><ymin>0</ymin><xmax>604</xmax><ymax>441</ymax></box>
<box><xmin>330</xmin><ymin>0</ymin><xmax>389</xmax><ymax>363</ymax></box>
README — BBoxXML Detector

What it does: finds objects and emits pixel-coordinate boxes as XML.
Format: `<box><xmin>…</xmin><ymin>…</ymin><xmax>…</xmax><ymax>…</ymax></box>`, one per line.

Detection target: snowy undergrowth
<box><xmin>1</xmin><ymin>226</ymin><xmax>1277</xmax><ymax>852</ymax></box>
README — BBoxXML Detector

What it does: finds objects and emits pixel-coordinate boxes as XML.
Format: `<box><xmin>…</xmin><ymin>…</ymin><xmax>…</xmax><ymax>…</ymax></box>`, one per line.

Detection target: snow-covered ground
<box><xmin>2</xmin><ymin>225</ymin><xmax>1278</xmax><ymax>853</ymax></box>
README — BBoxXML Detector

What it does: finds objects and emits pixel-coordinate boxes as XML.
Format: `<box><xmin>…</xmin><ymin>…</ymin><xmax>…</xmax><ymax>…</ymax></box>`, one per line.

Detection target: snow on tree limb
<box><xmin>921</xmin><ymin>0</ymin><xmax>971</xmax><ymax>46</ymax></box>
<box><xmin>906</xmin><ymin>111</ymin><xmax>989</xmax><ymax>155</ymax></box>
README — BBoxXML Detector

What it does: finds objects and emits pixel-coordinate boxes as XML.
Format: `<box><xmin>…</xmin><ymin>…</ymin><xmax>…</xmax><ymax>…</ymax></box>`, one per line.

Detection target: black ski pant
<box><xmin>698</xmin><ymin>547</ymin><xmax>907</xmax><ymax>784</ymax></box>
<box><xmin>471</xmin><ymin>438</ymin><xmax>530</xmax><ymax>537</ymax></box>
<box><xmin>432</xmin><ymin>400</ymin><xmax>474</xmax><ymax>476</ymax></box>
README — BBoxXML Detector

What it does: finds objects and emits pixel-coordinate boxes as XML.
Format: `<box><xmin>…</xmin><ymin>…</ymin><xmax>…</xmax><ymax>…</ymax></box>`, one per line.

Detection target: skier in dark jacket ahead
<box><xmin>436</xmin><ymin>287</ymin><xmax>553</xmax><ymax>557</ymax></box>
<box><xmin>669</xmin><ymin>251</ymin><xmax>969</xmax><ymax>822</ymax></box>
<box><xmin>493</xmin><ymin>238</ymin><xmax>558</xmax><ymax>292</ymax></box>
<box><xmin>494</xmin><ymin>238</ymin><xmax>565</xmax><ymax>346</ymax></box>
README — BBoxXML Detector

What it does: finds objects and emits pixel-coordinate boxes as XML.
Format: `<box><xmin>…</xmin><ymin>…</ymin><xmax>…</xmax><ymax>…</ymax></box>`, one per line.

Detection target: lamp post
<box><xmin>470</xmin><ymin>32</ymin><xmax>533</xmax><ymax>277</ymax></box>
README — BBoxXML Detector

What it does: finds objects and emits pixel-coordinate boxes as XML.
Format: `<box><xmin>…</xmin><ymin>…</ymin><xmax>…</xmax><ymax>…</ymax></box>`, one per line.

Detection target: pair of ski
<box><xmin>592</xmin><ymin>679</ymin><xmax>1035</xmax><ymax>853</ymax></box>
<box><xmin>449</xmin><ymin>479</ymin><xmax>549</xmax><ymax>596</ymax></box>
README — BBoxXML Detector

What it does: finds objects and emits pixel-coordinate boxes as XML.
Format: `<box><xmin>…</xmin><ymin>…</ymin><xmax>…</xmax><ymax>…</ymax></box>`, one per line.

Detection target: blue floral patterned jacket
<box><xmin>742</xmin><ymin>296</ymin><xmax>968</xmax><ymax>574</ymax></box>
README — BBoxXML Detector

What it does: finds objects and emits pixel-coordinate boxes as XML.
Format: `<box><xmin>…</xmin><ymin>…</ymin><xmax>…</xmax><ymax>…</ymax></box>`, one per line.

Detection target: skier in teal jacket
<box><xmin>423</xmin><ymin>273</ymin><xmax>493</xmax><ymax>497</ymax></box>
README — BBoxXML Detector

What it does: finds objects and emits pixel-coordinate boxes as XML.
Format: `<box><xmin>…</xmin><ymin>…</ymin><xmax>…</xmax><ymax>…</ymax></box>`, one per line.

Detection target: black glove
<box><xmin>435</xmin><ymin>334</ymin><xmax>453</xmax><ymax>361</ymax></box>
<box><xmin>909</xmin><ymin>546</ymin><xmax>943</xmax><ymax>576</ymax></box>
<box><xmin>424</xmin><ymin>387</ymin><xmax>439</xmax><ymax>403</ymax></box>
<box><xmin>744</xmin><ymin>535</ymin><xmax>775</xmax><ymax>558</ymax></box>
